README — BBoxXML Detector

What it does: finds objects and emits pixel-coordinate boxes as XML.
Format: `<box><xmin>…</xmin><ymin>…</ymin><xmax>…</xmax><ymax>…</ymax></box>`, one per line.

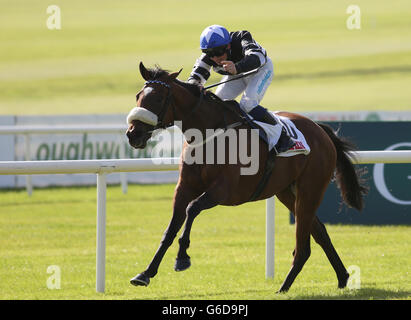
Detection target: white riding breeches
<box><xmin>215</xmin><ymin>57</ymin><xmax>274</xmax><ymax>113</ymax></box>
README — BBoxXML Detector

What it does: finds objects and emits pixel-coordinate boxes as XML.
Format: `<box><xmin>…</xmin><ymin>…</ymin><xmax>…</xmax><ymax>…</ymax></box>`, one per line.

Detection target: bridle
<box><xmin>127</xmin><ymin>79</ymin><xmax>175</xmax><ymax>132</ymax></box>
<box><xmin>143</xmin><ymin>80</ymin><xmax>174</xmax><ymax>130</ymax></box>
<box><xmin>128</xmin><ymin>79</ymin><xmax>205</xmax><ymax>131</ymax></box>
<box><xmin>128</xmin><ymin>78</ymin><xmax>244</xmax><ymax>134</ymax></box>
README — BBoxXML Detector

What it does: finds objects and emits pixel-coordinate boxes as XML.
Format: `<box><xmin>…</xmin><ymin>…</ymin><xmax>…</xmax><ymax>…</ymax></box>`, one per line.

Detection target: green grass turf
<box><xmin>0</xmin><ymin>184</ymin><xmax>410</xmax><ymax>300</ymax></box>
<box><xmin>0</xmin><ymin>0</ymin><xmax>410</xmax><ymax>115</ymax></box>
<box><xmin>0</xmin><ymin>0</ymin><xmax>410</xmax><ymax>301</ymax></box>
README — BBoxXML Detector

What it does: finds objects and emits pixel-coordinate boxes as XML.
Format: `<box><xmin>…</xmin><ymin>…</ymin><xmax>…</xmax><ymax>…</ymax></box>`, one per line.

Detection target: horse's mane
<box><xmin>145</xmin><ymin>65</ymin><xmax>170</xmax><ymax>81</ymax></box>
<box><xmin>175</xmin><ymin>79</ymin><xmax>243</xmax><ymax>117</ymax></box>
<box><xmin>145</xmin><ymin>65</ymin><xmax>221</xmax><ymax>101</ymax></box>
<box><xmin>174</xmin><ymin>79</ymin><xmax>202</xmax><ymax>98</ymax></box>
<box><xmin>145</xmin><ymin>65</ymin><xmax>243</xmax><ymax>118</ymax></box>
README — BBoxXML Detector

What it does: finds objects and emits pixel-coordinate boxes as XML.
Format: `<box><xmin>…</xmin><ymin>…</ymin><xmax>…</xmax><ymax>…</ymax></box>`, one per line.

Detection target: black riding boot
<box><xmin>249</xmin><ymin>105</ymin><xmax>295</xmax><ymax>154</ymax></box>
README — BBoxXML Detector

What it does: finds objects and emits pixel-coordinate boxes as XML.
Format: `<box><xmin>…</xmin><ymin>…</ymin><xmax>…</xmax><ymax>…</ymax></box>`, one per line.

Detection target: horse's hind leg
<box><xmin>278</xmin><ymin>187</ymin><xmax>350</xmax><ymax>290</ymax></box>
<box><xmin>311</xmin><ymin>216</ymin><xmax>349</xmax><ymax>288</ymax></box>
<box><xmin>278</xmin><ymin>168</ymin><xmax>337</xmax><ymax>292</ymax></box>
<box><xmin>276</xmin><ymin>185</ymin><xmax>297</xmax><ymax>257</ymax></box>
<box><xmin>278</xmin><ymin>198</ymin><xmax>314</xmax><ymax>293</ymax></box>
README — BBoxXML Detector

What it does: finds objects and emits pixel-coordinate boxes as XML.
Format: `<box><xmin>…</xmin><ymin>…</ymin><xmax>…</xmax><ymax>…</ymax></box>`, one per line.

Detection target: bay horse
<box><xmin>126</xmin><ymin>62</ymin><xmax>367</xmax><ymax>292</ymax></box>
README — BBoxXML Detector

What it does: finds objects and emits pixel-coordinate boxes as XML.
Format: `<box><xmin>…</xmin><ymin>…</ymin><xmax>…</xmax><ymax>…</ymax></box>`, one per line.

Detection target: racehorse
<box><xmin>126</xmin><ymin>62</ymin><xmax>367</xmax><ymax>292</ymax></box>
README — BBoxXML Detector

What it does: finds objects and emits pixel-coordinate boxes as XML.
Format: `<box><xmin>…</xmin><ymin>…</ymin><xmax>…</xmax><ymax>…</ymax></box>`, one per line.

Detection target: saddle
<box><xmin>221</xmin><ymin>100</ymin><xmax>281</xmax><ymax>201</ymax></box>
<box><xmin>209</xmin><ymin>96</ymin><xmax>309</xmax><ymax>201</ymax></box>
<box><xmin>223</xmin><ymin>100</ymin><xmax>296</xmax><ymax>154</ymax></box>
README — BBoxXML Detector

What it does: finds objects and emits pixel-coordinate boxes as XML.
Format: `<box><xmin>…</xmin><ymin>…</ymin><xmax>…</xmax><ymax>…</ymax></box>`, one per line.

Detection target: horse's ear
<box><xmin>139</xmin><ymin>61</ymin><xmax>151</xmax><ymax>81</ymax></box>
<box><xmin>169</xmin><ymin>68</ymin><xmax>183</xmax><ymax>81</ymax></box>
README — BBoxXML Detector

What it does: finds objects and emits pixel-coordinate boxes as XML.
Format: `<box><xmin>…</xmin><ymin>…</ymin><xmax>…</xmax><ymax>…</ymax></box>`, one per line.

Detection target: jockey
<box><xmin>188</xmin><ymin>24</ymin><xmax>294</xmax><ymax>153</ymax></box>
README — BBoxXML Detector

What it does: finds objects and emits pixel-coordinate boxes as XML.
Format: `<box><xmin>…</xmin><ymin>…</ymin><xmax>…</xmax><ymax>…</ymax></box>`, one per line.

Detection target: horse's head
<box><xmin>126</xmin><ymin>62</ymin><xmax>181</xmax><ymax>149</ymax></box>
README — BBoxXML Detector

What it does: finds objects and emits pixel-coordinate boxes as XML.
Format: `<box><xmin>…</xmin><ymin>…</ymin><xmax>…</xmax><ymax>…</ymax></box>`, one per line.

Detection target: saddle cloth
<box><xmin>253</xmin><ymin>113</ymin><xmax>311</xmax><ymax>157</ymax></box>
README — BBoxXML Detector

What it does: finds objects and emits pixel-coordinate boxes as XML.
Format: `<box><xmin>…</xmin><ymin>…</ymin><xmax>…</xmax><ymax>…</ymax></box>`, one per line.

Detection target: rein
<box><xmin>204</xmin><ymin>67</ymin><xmax>261</xmax><ymax>90</ymax></box>
<box><xmin>142</xmin><ymin>79</ymin><xmax>205</xmax><ymax>132</ymax></box>
<box><xmin>141</xmin><ymin>79</ymin><xmax>246</xmax><ymax>132</ymax></box>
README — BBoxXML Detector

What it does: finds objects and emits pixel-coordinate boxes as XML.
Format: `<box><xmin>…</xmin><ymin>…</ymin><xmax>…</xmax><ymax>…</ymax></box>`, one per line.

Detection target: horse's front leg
<box><xmin>130</xmin><ymin>186</ymin><xmax>198</xmax><ymax>287</ymax></box>
<box><xmin>175</xmin><ymin>178</ymin><xmax>229</xmax><ymax>272</ymax></box>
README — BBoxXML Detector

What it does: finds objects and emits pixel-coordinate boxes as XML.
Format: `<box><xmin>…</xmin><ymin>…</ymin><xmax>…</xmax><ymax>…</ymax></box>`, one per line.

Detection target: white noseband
<box><xmin>127</xmin><ymin>80</ymin><xmax>171</xmax><ymax>126</ymax></box>
<box><xmin>127</xmin><ymin>107</ymin><xmax>158</xmax><ymax>126</ymax></box>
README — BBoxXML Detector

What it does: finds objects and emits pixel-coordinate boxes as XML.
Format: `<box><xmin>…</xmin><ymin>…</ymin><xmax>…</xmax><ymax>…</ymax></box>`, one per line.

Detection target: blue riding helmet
<box><xmin>200</xmin><ymin>25</ymin><xmax>231</xmax><ymax>49</ymax></box>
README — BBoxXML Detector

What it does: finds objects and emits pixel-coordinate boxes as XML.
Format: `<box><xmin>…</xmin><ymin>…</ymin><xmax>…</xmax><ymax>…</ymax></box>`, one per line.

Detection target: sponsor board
<box><xmin>1</xmin><ymin>114</ymin><xmax>183</xmax><ymax>187</ymax></box>
<box><xmin>290</xmin><ymin>122</ymin><xmax>411</xmax><ymax>225</ymax></box>
<box><xmin>301</xmin><ymin>111</ymin><xmax>411</xmax><ymax>122</ymax></box>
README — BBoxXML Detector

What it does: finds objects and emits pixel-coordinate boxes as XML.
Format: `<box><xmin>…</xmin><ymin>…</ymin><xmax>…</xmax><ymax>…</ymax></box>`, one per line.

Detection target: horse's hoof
<box><xmin>130</xmin><ymin>273</ymin><xmax>150</xmax><ymax>287</ymax></box>
<box><xmin>277</xmin><ymin>285</ymin><xmax>289</xmax><ymax>293</ymax></box>
<box><xmin>174</xmin><ymin>257</ymin><xmax>191</xmax><ymax>272</ymax></box>
<box><xmin>338</xmin><ymin>272</ymin><xmax>350</xmax><ymax>289</ymax></box>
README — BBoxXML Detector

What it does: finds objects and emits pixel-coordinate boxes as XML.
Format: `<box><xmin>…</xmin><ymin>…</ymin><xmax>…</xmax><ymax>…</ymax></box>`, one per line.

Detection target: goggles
<box><xmin>201</xmin><ymin>45</ymin><xmax>228</xmax><ymax>58</ymax></box>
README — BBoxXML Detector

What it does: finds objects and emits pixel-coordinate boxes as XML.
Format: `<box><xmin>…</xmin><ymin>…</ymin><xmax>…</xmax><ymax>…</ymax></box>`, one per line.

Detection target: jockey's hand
<box><xmin>221</xmin><ymin>60</ymin><xmax>237</xmax><ymax>75</ymax></box>
<box><xmin>198</xmin><ymin>84</ymin><xmax>207</xmax><ymax>94</ymax></box>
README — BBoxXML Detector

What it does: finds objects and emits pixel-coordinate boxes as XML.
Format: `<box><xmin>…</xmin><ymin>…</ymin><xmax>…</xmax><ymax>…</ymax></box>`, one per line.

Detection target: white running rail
<box><xmin>0</xmin><ymin>124</ymin><xmax>128</xmax><ymax>195</ymax></box>
<box><xmin>0</xmin><ymin>150</ymin><xmax>410</xmax><ymax>293</ymax></box>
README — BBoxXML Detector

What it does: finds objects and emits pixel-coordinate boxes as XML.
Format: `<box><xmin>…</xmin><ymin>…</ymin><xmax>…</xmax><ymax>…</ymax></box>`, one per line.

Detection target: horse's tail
<box><xmin>318</xmin><ymin>123</ymin><xmax>368</xmax><ymax>211</ymax></box>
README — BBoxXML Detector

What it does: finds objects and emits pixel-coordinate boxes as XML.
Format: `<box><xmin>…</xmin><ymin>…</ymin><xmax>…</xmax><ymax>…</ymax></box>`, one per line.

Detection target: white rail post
<box><xmin>24</xmin><ymin>134</ymin><xmax>33</xmax><ymax>196</ymax></box>
<box><xmin>96</xmin><ymin>172</ymin><xmax>107</xmax><ymax>293</ymax></box>
<box><xmin>266</xmin><ymin>196</ymin><xmax>275</xmax><ymax>279</ymax></box>
<box><xmin>119</xmin><ymin>134</ymin><xmax>128</xmax><ymax>194</ymax></box>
